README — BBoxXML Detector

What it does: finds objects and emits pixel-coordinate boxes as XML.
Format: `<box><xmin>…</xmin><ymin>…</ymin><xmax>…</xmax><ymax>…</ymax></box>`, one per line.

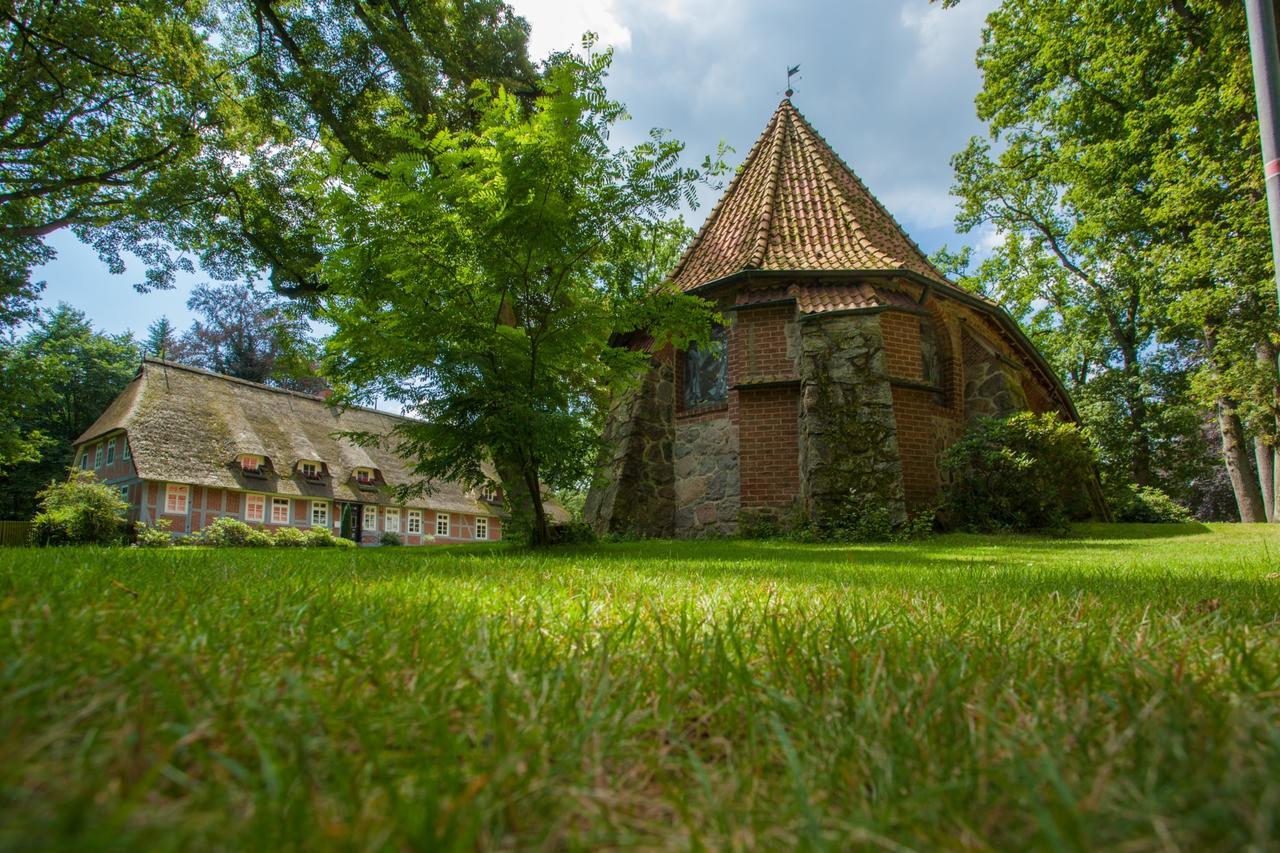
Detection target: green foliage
<box><xmin>193</xmin><ymin>517</ymin><xmax>269</xmax><ymax>548</ymax></box>
<box><xmin>1</xmin><ymin>528</ymin><xmax>1276</xmax><ymax>848</ymax></box>
<box><xmin>314</xmin><ymin>51</ymin><xmax>720</xmax><ymax>544</ymax></box>
<box><xmin>739</xmin><ymin>501</ymin><xmax>932</xmax><ymax>544</ymax></box>
<box><xmin>0</xmin><ymin>0</ymin><xmax>229</xmax><ymax>293</ymax></box>
<box><xmin>949</xmin><ymin>0</ymin><xmax>1278</xmax><ymax>515</ymax></box>
<box><xmin>303</xmin><ymin>526</ymin><xmax>348</xmax><ymax>548</ymax></box>
<box><xmin>0</xmin><ymin>305</ymin><xmax>139</xmax><ymax>518</ymax></box>
<box><xmin>29</xmin><ymin>470</ymin><xmax>128</xmax><ymax>546</ymax></box>
<box><xmin>1111</xmin><ymin>485</ymin><xmax>1194</xmax><ymax>524</ymax></box>
<box><xmin>271</xmin><ymin>526</ymin><xmax>308</xmax><ymax>548</ymax></box>
<box><xmin>548</xmin><ymin>521</ymin><xmax>597</xmax><ymax>545</ymax></box>
<box><xmin>133</xmin><ymin>518</ymin><xmax>174</xmax><ymax>548</ymax></box>
<box><xmin>941</xmin><ymin>413</ymin><xmax>1096</xmax><ymax>533</ymax></box>
<box><xmin>378</xmin><ymin>531</ymin><xmax>402</xmax><ymax>547</ymax></box>
<box><xmin>803</xmin><ymin>492</ymin><xmax>934</xmax><ymax>543</ymax></box>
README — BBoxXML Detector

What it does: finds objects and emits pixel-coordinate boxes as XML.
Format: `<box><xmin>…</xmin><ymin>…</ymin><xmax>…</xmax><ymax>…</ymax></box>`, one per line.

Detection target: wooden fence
<box><xmin>0</xmin><ymin>520</ymin><xmax>32</xmax><ymax>547</ymax></box>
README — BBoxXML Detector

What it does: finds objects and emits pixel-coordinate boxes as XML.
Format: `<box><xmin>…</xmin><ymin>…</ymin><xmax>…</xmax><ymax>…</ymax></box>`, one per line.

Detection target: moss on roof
<box><xmin>75</xmin><ymin>359</ymin><xmax>529</xmax><ymax>517</ymax></box>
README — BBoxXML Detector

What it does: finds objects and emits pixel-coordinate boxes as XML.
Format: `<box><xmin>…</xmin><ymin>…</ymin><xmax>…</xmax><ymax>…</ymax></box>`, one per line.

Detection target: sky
<box><xmin>31</xmin><ymin>0</ymin><xmax>1001</xmax><ymax>339</ymax></box>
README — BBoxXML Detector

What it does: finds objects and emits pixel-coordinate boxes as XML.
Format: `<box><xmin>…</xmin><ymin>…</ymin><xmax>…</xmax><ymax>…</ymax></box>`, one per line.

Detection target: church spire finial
<box><xmin>785</xmin><ymin>64</ymin><xmax>801</xmax><ymax>99</ymax></box>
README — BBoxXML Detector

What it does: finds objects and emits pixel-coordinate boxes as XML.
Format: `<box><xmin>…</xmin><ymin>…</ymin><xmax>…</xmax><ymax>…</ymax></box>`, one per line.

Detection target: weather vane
<box><xmin>785</xmin><ymin>64</ymin><xmax>801</xmax><ymax>99</ymax></box>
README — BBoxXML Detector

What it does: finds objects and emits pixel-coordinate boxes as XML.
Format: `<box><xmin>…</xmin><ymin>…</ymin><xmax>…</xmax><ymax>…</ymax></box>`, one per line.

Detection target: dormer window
<box><xmin>300</xmin><ymin>461</ymin><xmax>323</xmax><ymax>480</ymax></box>
<box><xmin>240</xmin><ymin>455</ymin><xmax>263</xmax><ymax>473</ymax></box>
<box><xmin>355</xmin><ymin>468</ymin><xmax>373</xmax><ymax>485</ymax></box>
<box><xmin>479</xmin><ymin>485</ymin><xmax>501</xmax><ymax>503</ymax></box>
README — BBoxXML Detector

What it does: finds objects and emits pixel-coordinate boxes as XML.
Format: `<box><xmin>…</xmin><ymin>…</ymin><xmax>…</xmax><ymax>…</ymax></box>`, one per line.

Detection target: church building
<box><xmin>585</xmin><ymin>99</ymin><xmax>1095</xmax><ymax>537</ymax></box>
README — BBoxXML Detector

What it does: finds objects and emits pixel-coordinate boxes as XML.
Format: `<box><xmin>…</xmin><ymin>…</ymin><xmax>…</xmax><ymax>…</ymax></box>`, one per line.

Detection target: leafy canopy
<box><xmin>314</xmin><ymin>50</ymin><xmax>719</xmax><ymax>543</ymax></box>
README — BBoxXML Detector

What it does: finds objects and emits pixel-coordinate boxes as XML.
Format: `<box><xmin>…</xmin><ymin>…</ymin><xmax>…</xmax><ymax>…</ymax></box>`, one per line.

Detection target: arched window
<box><xmin>919</xmin><ymin>320</ymin><xmax>946</xmax><ymax>404</ymax></box>
<box><xmin>683</xmin><ymin>325</ymin><xmax>728</xmax><ymax>409</ymax></box>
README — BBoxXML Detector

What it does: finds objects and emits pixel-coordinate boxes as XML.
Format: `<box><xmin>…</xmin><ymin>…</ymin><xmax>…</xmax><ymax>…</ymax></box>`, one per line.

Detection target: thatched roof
<box><xmin>76</xmin><ymin>358</ymin><xmax>561</xmax><ymax>518</ymax></box>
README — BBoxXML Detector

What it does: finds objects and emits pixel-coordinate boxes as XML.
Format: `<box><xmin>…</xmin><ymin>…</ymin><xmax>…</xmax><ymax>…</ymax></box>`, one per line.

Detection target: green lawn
<box><xmin>2</xmin><ymin>525</ymin><xmax>1278</xmax><ymax>850</ymax></box>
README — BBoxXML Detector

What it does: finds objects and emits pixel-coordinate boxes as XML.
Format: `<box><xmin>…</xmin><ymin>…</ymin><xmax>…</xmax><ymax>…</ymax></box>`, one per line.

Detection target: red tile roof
<box><xmin>734</xmin><ymin>282</ymin><xmax>885</xmax><ymax>314</ymax></box>
<box><xmin>670</xmin><ymin>99</ymin><xmax>950</xmax><ymax>291</ymax></box>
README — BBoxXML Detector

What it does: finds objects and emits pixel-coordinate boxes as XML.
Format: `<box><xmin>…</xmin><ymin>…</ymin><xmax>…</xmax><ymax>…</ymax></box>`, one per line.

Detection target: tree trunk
<box><xmin>1219</xmin><ymin>398</ymin><xmax>1267</xmax><ymax>522</ymax></box>
<box><xmin>1255</xmin><ymin>436</ymin><xmax>1276</xmax><ymax>522</ymax></box>
<box><xmin>496</xmin><ymin>454</ymin><xmax>551</xmax><ymax>546</ymax></box>
<box><xmin>522</xmin><ymin>465</ymin><xmax>550</xmax><ymax>547</ymax></box>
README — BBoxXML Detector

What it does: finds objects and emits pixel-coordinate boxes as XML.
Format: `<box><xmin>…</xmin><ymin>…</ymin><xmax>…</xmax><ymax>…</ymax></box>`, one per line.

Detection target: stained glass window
<box><xmin>683</xmin><ymin>325</ymin><xmax>728</xmax><ymax>409</ymax></box>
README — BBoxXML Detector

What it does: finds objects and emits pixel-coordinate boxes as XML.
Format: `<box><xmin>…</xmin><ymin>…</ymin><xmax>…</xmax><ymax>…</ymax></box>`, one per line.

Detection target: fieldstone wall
<box><xmin>964</xmin><ymin>357</ymin><xmax>1028</xmax><ymax>421</ymax></box>
<box><xmin>797</xmin><ymin>314</ymin><xmax>907</xmax><ymax>525</ymax></box>
<box><xmin>583</xmin><ymin>359</ymin><xmax>675</xmax><ymax>537</ymax></box>
<box><xmin>674</xmin><ymin>415</ymin><xmax>740</xmax><ymax>536</ymax></box>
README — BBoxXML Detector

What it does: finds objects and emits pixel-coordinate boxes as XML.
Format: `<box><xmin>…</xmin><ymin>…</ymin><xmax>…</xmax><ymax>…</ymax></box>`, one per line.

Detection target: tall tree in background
<box><xmin>949</xmin><ymin>0</ymin><xmax>1278</xmax><ymax>520</ymax></box>
<box><xmin>144</xmin><ymin>317</ymin><xmax>180</xmax><ymax>358</ymax></box>
<box><xmin>315</xmin><ymin>53</ymin><xmax>717</xmax><ymax>544</ymax></box>
<box><xmin>0</xmin><ymin>305</ymin><xmax>139</xmax><ymax>519</ymax></box>
<box><xmin>177</xmin><ymin>283</ymin><xmax>327</xmax><ymax>393</ymax></box>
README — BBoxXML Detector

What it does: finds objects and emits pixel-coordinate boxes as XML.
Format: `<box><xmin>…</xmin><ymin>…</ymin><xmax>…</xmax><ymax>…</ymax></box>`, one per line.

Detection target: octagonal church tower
<box><xmin>585</xmin><ymin>99</ymin><xmax>1091</xmax><ymax>537</ymax></box>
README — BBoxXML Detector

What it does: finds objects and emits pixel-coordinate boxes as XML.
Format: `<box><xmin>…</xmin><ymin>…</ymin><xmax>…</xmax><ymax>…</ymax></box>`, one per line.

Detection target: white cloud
<box><xmin>879</xmin><ymin>183</ymin><xmax>961</xmax><ymax>231</ymax></box>
<box><xmin>898</xmin><ymin>0</ymin><xmax>999</xmax><ymax>71</ymax></box>
<box><xmin>508</xmin><ymin>0</ymin><xmax>633</xmax><ymax>59</ymax></box>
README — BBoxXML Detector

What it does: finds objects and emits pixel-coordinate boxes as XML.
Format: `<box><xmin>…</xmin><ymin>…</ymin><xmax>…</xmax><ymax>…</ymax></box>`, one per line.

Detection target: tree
<box><xmin>177</xmin><ymin>282</ymin><xmax>327</xmax><ymax>392</ymax></box>
<box><xmin>0</xmin><ymin>0</ymin><xmax>228</xmax><ymax>294</ymax></box>
<box><xmin>144</xmin><ymin>317</ymin><xmax>180</xmax><ymax>358</ymax></box>
<box><xmin>0</xmin><ymin>305</ymin><xmax>139</xmax><ymax>519</ymax></box>
<box><xmin>314</xmin><ymin>53</ymin><xmax>717</xmax><ymax>544</ymax></box>
<box><xmin>949</xmin><ymin>0</ymin><xmax>1279</xmax><ymax>521</ymax></box>
<box><xmin>161</xmin><ymin>0</ymin><xmax>541</xmax><ymax>297</ymax></box>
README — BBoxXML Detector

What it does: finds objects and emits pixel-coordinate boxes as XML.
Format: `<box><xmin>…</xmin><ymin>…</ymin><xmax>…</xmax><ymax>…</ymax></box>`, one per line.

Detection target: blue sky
<box><xmin>32</xmin><ymin>0</ymin><xmax>1000</xmax><ymax>338</ymax></box>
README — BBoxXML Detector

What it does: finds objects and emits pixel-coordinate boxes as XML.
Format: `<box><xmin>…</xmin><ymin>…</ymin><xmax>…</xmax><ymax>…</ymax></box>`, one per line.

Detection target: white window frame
<box><xmin>245</xmin><ymin>493</ymin><xmax>265</xmax><ymax>523</ymax></box>
<box><xmin>122</xmin><ymin>439</ymin><xmax>131</xmax><ymax>461</ymax></box>
<box><xmin>240</xmin><ymin>454</ymin><xmax>263</xmax><ymax>473</ymax></box>
<box><xmin>363</xmin><ymin>504</ymin><xmax>377</xmax><ymax>531</ymax></box>
<box><xmin>475</xmin><ymin>516</ymin><xmax>489</xmax><ymax>540</ymax></box>
<box><xmin>300</xmin><ymin>461</ymin><xmax>319</xmax><ymax>478</ymax></box>
<box><xmin>271</xmin><ymin>497</ymin><xmax>290</xmax><ymax>525</ymax></box>
<box><xmin>384</xmin><ymin>507</ymin><xmax>400</xmax><ymax>533</ymax></box>
<box><xmin>355</xmin><ymin>468</ymin><xmax>373</xmax><ymax>484</ymax></box>
<box><xmin>310</xmin><ymin>501</ymin><xmax>329</xmax><ymax>528</ymax></box>
<box><xmin>94</xmin><ymin>444</ymin><xmax>103</xmax><ymax>468</ymax></box>
<box><xmin>164</xmin><ymin>484</ymin><xmax>189</xmax><ymax>515</ymax></box>
<box><xmin>436</xmin><ymin>513</ymin><xmax>450</xmax><ymax>537</ymax></box>
<box><xmin>105</xmin><ymin>438</ymin><xmax>115</xmax><ymax>465</ymax></box>
<box><xmin>407</xmin><ymin>510</ymin><xmax>422</xmax><ymax>534</ymax></box>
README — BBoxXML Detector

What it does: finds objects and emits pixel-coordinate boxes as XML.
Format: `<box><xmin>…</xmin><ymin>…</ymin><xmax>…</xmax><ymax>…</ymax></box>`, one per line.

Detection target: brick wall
<box><xmin>889</xmin><ymin>386</ymin><xmax>943</xmax><ymax>508</ymax></box>
<box><xmin>733</xmin><ymin>305</ymin><xmax>796</xmax><ymax>382</ymax></box>
<box><xmin>880</xmin><ymin>311</ymin><xmax>924</xmax><ymax>380</ymax></box>
<box><xmin>738</xmin><ymin>386</ymin><xmax>801</xmax><ymax>509</ymax></box>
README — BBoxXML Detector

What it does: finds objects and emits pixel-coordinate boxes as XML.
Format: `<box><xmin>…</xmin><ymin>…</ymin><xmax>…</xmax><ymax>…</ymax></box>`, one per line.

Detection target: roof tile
<box><xmin>670</xmin><ymin>99</ymin><xmax>950</xmax><ymax>291</ymax></box>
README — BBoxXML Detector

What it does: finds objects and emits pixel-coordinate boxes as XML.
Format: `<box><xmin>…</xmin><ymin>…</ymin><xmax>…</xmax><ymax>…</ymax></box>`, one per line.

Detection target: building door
<box><xmin>339</xmin><ymin>503</ymin><xmax>362</xmax><ymax>542</ymax></box>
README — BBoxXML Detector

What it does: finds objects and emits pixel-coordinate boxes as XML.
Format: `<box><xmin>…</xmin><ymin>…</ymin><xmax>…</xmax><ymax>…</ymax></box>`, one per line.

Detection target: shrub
<box><xmin>549</xmin><ymin>521</ymin><xmax>596</xmax><ymax>545</ymax></box>
<box><xmin>196</xmin><ymin>517</ymin><xmax>260</xmax><ymax>547</ymax></box>
<box><xmin>940</xmin><ymin>412</ymin><xmax>1095</xmax><ymax>534</ymax></box>
<box><xmin>134</xmin><ymin>518</ymin><xmax>174</xmax><ymax>548</ymax></box>
<box><xmin>245</xmin><ymin>528</ymin><xmax>274</xmax><ymax>547</ymax></box>
<box><xmin>379</xmin><ymin>531</ymin><xmax>403</xmax><ymax>546</ymax></box>
<box><xmin>30</xmin><ymin>470</ymin><xmax>129</xmax><ymax>546</ymax></box>
<box><xmin>304</xmin><ymin>527</ymin><xmax>347</xmax><ymax>548</ymax></box>
<box><xmin>272</xmin><ymin>526</ymin><xmax>308</xmax><ymax>547</ymax></box>
<box><xmin>801</xmin><ymin>490</ymin><xmax>935</xmax><ymax>543</ymax></box>
<box><xmin>1112</xmin><ymin>485</ymin><xmax>1193</xmax><ymax>524</ymax></box>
